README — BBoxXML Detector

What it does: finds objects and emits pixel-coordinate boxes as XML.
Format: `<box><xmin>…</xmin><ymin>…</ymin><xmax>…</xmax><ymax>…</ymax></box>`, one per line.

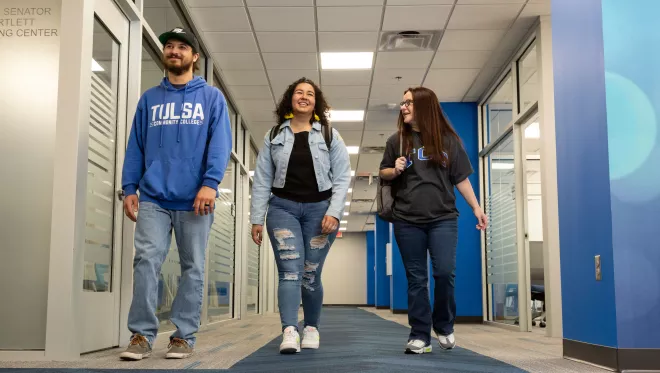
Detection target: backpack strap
<box><xmin>322</xmin><ymin>123</ymin><xmax>333</xmax><ymax>149</ymax></box>
<box><xmin>269</xmin><ymin>123</ymin><xmax>282</xmax><ymax>142</ymax></box>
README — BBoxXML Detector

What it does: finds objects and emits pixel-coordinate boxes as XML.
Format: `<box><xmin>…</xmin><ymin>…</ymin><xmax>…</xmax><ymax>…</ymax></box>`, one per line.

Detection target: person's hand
<box><xmin>252</xmin><ymin>224</ymin><xmax>263</xmax><ymax>245</ymax></box>
<box><xmin>123</xmin><ymin>194</ymin><xmax>139</xmax><ymax>222</ymax></box>
<box><xmin>193</xmin><ymin>186</ymin><xmax>216</xmax><ymax>216</ymax></box>
<box><xmin>474</xmin><ymin>207</ymin><xmax>488</xmax><ymax>231</ymax></box>
<box><xmin>321</xmin><ymin>215</ymin><xmax>339</xmax><ymax>234</ymax></box>
<box><xmin>394</xmin><ymin>156</ymin><xmax>407</xmax><ymax>176</ymax></box>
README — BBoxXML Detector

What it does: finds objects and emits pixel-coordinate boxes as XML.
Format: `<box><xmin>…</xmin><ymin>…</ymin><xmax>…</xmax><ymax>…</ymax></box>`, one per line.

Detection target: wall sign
<box><xmin>0</xmin><ymin>6</ymin><xmax>58</xmax><ymax>38</ymax></box>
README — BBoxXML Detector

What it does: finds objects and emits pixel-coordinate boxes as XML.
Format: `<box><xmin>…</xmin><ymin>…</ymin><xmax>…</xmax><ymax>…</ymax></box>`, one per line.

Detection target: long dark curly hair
<box><xmin>275</xmin><ymin>77</ymin><xmax>330</xmax><ymax>127</ymax></box>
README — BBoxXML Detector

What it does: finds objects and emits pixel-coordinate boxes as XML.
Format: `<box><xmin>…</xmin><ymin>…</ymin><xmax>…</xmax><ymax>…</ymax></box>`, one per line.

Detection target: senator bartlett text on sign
<box><xmin>0</xmin><ymin>7</ymin><xmax>57</xmax><ymax>37</ymax></box>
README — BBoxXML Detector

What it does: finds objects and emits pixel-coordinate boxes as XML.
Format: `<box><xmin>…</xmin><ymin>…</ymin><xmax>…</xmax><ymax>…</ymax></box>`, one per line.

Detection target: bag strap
<box><xmin>398</xmin><ymin>131</ymin><xmax>403</xmax><ymax>157</ymax></box>
<box><xmin>322</xmin><ymin>123</ymin><xmax>332</xmax><ymax>149</ymax></box>
<box><xmin>269</xmin><ymin>123</ymin><xmax>282</xmax><ymax>142</ymax></box>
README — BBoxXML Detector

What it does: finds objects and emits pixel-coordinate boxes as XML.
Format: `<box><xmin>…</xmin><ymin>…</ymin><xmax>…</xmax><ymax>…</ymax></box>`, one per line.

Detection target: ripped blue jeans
<box><xmin>266</xmin><ymin>195</ymin><xmax>336</xmax><ymax>331</ymax></box>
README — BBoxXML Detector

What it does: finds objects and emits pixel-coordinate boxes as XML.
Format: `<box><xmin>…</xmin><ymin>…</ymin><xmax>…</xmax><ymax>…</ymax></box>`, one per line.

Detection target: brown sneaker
<box><xmin>166</xmin><ymin>338</ymin><xmax>194</xmax><ymax>359</ymax></box>
<box><xmin>119</xmin><ymin>334</ymin><xmax>152</xmax><ymax>361</ymax></box>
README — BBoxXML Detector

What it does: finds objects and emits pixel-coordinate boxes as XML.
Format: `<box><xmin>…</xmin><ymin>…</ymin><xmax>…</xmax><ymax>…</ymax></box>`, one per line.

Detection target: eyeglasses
<box><xmin>399</xmin><ymin>100</ymin><xmax>413</xmax><ymax>108</ymax></box>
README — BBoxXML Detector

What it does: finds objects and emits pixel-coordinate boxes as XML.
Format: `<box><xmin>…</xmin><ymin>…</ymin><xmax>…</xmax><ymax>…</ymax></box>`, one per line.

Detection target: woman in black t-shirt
<box><xmin>379</xmin><ymin>87</ymin><xmax>488</xmax><ymax>354</ymax></box>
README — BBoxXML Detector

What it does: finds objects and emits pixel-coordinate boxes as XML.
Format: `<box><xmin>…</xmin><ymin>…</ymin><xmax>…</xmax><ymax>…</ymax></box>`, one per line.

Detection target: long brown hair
<box><xmin>398</xmin><ymin>87</ymin><xmax>459</xmax><ymax>167</ymax></box>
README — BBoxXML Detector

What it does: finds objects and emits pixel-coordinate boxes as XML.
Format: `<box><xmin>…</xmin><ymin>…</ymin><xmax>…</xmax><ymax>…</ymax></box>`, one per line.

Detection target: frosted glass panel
<box><xmin>484</xmin><ymin>73</ymin><xmax>513</xmax><ymax>144</ymax></box>
<box><xmin>83</xmin><ymin>18</ymin><xmax>120</xmax><ymax>293</ymax></box>
<box><xmin>207</xmin><ymin>161</ymin><xmax>236</xmax><ymax>322</ymax></box>
<box><xmin>246</xmin><ymin>181</ymin><xmax>259</xmax><ymax>313</ymax></box>
<box><xmin>518</xmin><ymin>43</ymin><xmax>538</xmax><ymax>114</ymax></box>
<box><xmin>485</xmin><ymin>134</ymin><xmax>518</xmax><ymax>324</ymax></box>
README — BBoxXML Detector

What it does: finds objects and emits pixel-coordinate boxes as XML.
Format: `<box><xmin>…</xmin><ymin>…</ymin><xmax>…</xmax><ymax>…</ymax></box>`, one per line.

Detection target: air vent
<box><xmin>361</xmin><ymin>146</ymin><xmax>386</xmax><ymax>154</ymax></box>
<box><xmin>379</xmin><ymin>30</ymin><xmax>443</xmax><ymax>52</ymax></box>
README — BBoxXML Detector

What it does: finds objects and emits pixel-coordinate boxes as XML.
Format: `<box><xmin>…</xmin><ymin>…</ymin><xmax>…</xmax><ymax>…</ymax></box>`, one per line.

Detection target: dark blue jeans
<box><xmin>393</xmin><ymin>218</ymin><xmax>458</xmax><ymax>344</ymax></box>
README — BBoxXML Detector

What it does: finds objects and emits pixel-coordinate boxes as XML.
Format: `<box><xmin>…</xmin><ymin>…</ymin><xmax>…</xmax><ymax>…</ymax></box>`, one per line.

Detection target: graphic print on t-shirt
<box><xmin>406</xmin><ymin>146</ymin><xmax>448</xmax><ymax>168</ymax></box>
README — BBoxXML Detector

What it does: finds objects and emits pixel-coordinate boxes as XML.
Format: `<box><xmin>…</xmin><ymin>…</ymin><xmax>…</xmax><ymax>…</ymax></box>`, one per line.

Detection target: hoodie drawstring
<box><xmin>178</xmin><ymin>85</ymin><xmax>189</xmax><ymax>143</ymax></box>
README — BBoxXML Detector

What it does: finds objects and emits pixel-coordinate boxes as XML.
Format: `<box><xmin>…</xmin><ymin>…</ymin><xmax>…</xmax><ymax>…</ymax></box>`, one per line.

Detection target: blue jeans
<box><xmin>127</xmin><ymin>201</ymin><xmax>213</xmax><ymax>347</ymax></box>
<box><xmin>266</xmin><ymin>196</ymin><xmax>336</xmax><ymax>331</ymax></box>
<box><xmin>393</xmin><ymin>218</ymin><xmax>458</xmax><ymax>345</ymax></box>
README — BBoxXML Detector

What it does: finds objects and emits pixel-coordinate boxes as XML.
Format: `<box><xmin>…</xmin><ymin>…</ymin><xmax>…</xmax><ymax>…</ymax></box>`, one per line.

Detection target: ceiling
<box><xmin>150</xmin><ymin>0</ymin><xmax>550</xmax><ymax>232</ymax></box>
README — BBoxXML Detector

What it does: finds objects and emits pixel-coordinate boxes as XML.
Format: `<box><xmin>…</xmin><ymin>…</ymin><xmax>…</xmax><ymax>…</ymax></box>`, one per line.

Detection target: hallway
<box><xmin>0</xmin><ymin>307</ymin><xmax>605</xmax><ymax>373</ymax></box>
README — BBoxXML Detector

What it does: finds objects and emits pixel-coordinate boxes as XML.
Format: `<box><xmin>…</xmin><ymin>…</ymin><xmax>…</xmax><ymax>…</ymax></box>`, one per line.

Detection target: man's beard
<box><xmin>164</xmin><ymin>56</ymin><xmax>193</xmax><ymax>76</ymax></box>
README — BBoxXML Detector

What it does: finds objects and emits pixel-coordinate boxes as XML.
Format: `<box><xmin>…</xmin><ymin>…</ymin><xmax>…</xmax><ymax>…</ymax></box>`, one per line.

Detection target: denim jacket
<box><xmin>250</xmin><ymin>121</ymin><xmax>351</xmax><ymax>225</ymax></box>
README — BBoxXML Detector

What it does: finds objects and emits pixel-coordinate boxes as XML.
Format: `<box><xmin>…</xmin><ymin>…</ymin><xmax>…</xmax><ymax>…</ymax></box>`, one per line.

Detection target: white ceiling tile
<box><xmin>373</xmin><ymin>68</ymin><xmax>426</xmax><ymax>86</ymax></box>
<box><xmin>190</xmin><ymin>7</ymin><xmax>251</xmax><ymax>32</ymax></box>
<box><xmin>349</xmin><ymin>154</ymin><xmax>359</xmax><ymax>169</ymax></box>
<box><xmin>204</xmin><ymin>32</ymin><xmax>258</xmax><ymax>53</ymax></box>
<box><xmin>263</xmin><ymin>53</ymin><xmax>318</xmax><ymax>70</ymax></box>
<box><xmin>328</xmin><ymin>98</ymin><xmax>368</xmax><ymax>110</ymax></box>
<box><xmin>268</xmin><ymin>70</ymin><xmax>321</xmax><ymax>94</ymax></box>
<box><xmin>457</xmin><ymin>0</ymin><xmax>525</xmax><ymax>3</ymax></box>
<box><xmin>213</xmin><ymin>53</ymin><xmax>263</xmax><ymax>70</ymax></box>
<box><xmin>322</xmin><ymin>85</ymin><xmax>370</xmax><ymax>100</ymax></box>
<box><xmin>488</xmin><ymin>49</ymin><xmax>514</xmax><ymax>68</ymax></box>
<box><xmin>362</xmin><ymin>130</ymin><xmax>396</xmax><ymax>146</ymax></box>
<box><xmin>241</xmin><ymin>110</ymin><xmax>276</xmax><ymax>122</ymax></box>
<box><xmin>247</xmin><ymin>0</ymin><xmax>313</xmax><ymax>5</ymax></box>
<box><xmin>246</xmin><ymin>121</ymin><xmax>274</xmax><ymax>141</ymax></box>
<box><xmin>318</xmin><ymin>32</ymin><xmax>379</xmax><ymax>52</ymax></box>
<box><xmin>318</xmin><ymin>7</ymin><xmax>383</xmax><ymax>32</ymax></box>
<box><xmin>519</xmin><ymin>2</ymin><xmax>551</xmax><ymax>17</ymax></box>
<box><xmin>438</xmin><ymin>30</ymin><xmax>506</xmax><ymax>51</ymax></box>
<box><xmin>249</xmin><ymin>7</ymin><xmax>315</xmax><ymax>31</ymax></box>
<box><xmin>317</xmin><ymin>0</ymin><xmax>384</xmax><ymax>5</ymax></box>
<box><xmin>227</xmin><ymin>85</ymin><xmax>273</xmax><ymax>100</ymax></box>
<box><xmin>365</xmin><ymin>121</ymin><xmax>399</xmax><ymax>131</ymax></box>
<box><xmin>222</xmin><ymin>69</ymin><xmax>269</xmax><ymax>85</ymax></box>
<box><xmin>144</xmin><ymin>0</ymin><xmax>175</xmax><ymax>7</ymax></box>
<box><xmin>496</xmin><ymin>24</ymin><xmax>533</xmax><ymax>51</ymax></box>
<box><xmin>375</xmin><ymin>51</ymin><xmax>434</xmax><ymax>69</ymax></box>
<box><xmin>186</xmin><ymin>0</ymin><xmax>243</xmax><ymax>6</ymax></box>
<box><xmin>383</xmin><ymin>5</ymin><xmax>452</xmax><ymax>31</ymax></box>
<box><xmin>322</xmin><ymin>70</ymin><xmax>373</xmax><ymax>86</ymax></box>
<box><xmin>365</xmin><ymin>110</ymin><xmax>400</xmax><ymax>130</ymax></box>
<box><xmin>423</xmin><ymin>68</ymin><xmax>481</xmax><ymax>99</ymax></box>
<box><xmin>338</xmin><ymin>130</ymin><xmax>364</xmax><ymax>146</ymax></box>
<box><xmin>388</xmin><ymin>0</ymin><xmax>453</xmax><ymax>4</ymax></box>
<box><xmin>432</xmin><ymin>50</ymin><xmax>492</xmax><ymax>69</ymax></box>
<box><xmin>357</xmin><ymin>154</ymin><xmax>384</xmax><ymax>173</ymax></box>
<box><xmin>236</xmin><ymin>99</ymin><xmax>276</xmax><ymax>109</ymax></box>
<box><xmin>368</xmin><ymin>97</ymin><xmax>401</xmax><ymax>111</ymax></box>
<box><xmin>447</xmin><ymin>4</ymin><xmax>523</xmax><ymax>30</ymax></box>
<box><xmin>256</xmin><ymin>32</ymin><xmax>317</xmax><ymax>53</ymax></box>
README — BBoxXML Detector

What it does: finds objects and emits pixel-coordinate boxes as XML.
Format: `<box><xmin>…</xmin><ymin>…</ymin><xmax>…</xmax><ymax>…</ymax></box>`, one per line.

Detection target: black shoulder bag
<box><xmin>376</xmin><ymin>132</ymin><xmax>403</xmax><ymax>222</ymax></box>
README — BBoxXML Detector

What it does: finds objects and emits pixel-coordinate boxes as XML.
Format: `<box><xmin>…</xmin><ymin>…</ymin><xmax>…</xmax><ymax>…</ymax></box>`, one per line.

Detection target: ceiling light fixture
<box><xmin>341</xmin><ymin>220</ymin><xmax>348</xmax><ymax>224</ymax></box>
<box><xmin>525</xmin><ymin>122</ymin><xmax>540</xmax><ymax>139</ymax></box>
<box><xmin>351</xmin><ymin>170</ymin><xmax>355</xmax><ymax>177</ymax></box>
<box><xmin>249</xmin><ymin>171</ymin><xmax>255</xmax><ymax>177</ymax></box>
<box><xmin>345</xmin><ymin>202</ymin><xmax>351</xmax><ymax>206</ymax></box>
<box><xmin>219</xmin><ymin>188</ymin><xmax>232</xmax><ymax>193</ymax></box>
<box><xmin>344</xmin><ymin>212</ymin><xmax>350</xmax><ymax>216</ymax></box>
<box><xmin>346</xmin><ymin>146</ymin><xmax>360</xmax><ymax>154</ymax></box>
<box><xmin>320</xmin><ymin>52</ymin><xmax>373</xmax><ymax>70</ymax></box>
<box><xmin>348</xmin><ymin>188</ymin><xmax>353</xmax><ymax>193</ymax></box>
<box><xmin>491</xmin><ymin>162</ymin><xmax>514</xmax><ymax>170</ymax></box>
<box><xmin>329</xmin><ymin>110</ymin><xmax>365</xmax><ymax>122</ymax></box>
<box><xmin>339</xmin><ymin>227</ymin><xmax>347</xmax><ymax>231</ymax></box>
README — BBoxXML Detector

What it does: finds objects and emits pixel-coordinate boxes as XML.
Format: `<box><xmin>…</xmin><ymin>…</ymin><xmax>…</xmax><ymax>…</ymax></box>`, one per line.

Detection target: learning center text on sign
<box><xmin>0</xmin><ymin>7</ymin><xmax>57</xmax><ymax>37</ymax></box>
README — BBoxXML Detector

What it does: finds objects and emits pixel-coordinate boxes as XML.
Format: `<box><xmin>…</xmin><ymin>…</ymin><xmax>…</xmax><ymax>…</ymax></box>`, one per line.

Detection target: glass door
<box><xmin>484</xmin><ymin>134</ymin><xmax>520</xmax><ymax>326</ymax></box>
<box><xmin>81</xmin><ymin>0</ymin><xmax>130</xmax><ymax>353</ymax></box>
<box><xmin>246</xmin><ymin>180</ymin><xmax>260</xmax><ymax>314</ymax></box>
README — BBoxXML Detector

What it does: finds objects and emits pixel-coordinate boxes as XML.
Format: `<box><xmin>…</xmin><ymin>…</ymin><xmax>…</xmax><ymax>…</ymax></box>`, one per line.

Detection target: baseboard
<box><xmin>563</xmin><ymin>339</ymin><xmax>660</xmax><ymax>371</ymax></box>
<box><xmin>392</xmin><ymin>309</ymin><xmax>407</xmax><ymax>315</ymax></box>
<box><xmin>376</xmin><ymin>305</ymin><xmax>390</xmax><ymax>310</ymax></box>
<box><xmin>455</xmin><ymin>316</ymin><xmax>483</xmax><ymax>324</ymax></box>
<box><xmin>323</xmin><ymin>304</ymin><xmax>371</xmax><ymax>307</ymax></box>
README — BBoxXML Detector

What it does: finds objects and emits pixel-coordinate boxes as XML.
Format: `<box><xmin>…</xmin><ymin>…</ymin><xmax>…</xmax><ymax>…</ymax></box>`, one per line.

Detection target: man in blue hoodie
<box><xmin>119</xmin><ymin>27</ymin><xmax>232</xmax><ymax>361</ymax></box>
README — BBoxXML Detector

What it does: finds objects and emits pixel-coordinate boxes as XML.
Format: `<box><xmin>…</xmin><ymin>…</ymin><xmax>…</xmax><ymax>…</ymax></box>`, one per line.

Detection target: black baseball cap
<box><xmin>159</xmin><ymin>27</ymin><xmax>200</xmax><ymax>53</ymax></box>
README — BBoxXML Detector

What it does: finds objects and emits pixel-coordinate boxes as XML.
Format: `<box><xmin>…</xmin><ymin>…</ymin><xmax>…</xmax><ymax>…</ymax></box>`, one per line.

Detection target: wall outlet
<box><xmin>595</xmin><ymin>255</ymin><xmax>602</xmax><ymax>281</ymax></box>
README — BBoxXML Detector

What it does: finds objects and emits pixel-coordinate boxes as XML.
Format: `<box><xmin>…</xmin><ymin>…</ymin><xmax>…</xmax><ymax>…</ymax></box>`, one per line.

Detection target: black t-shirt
<box><xmin>379</xmin><ymin>131</ymin><xmax>473</xmax><ymax>224</ymax></box>
<box><xmin>272</xmin><ymin>131</ymin><xmax>332</xmax><ymax>203</ymax></box>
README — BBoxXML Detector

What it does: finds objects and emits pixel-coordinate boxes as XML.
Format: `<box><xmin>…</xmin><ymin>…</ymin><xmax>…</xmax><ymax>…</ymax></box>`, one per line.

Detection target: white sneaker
<box><xmin>436</xmin><ymin>332</ymin><xmax>456</xmax><ymax>350</ymax></box>
<box><xmin>301</xmin><ymin>326</ymin><xmax>320</xmax><ymax>349</ymax></box>
<box><xmin>405</xmin><ymin>339</ymin><xmax>432</xmax><ymax>354</ymax></box>
<box><xmin>279</xmin><ymin>326</ymin><xmax>300</xmax><ymax>354</ymax></box>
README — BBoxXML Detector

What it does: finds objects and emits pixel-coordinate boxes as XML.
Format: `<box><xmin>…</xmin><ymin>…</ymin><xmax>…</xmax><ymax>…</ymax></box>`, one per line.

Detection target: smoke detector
<box><xmin>379</xmin><ymin>30</ymin><xmax>443</xmax><ymax>52</ymax></box>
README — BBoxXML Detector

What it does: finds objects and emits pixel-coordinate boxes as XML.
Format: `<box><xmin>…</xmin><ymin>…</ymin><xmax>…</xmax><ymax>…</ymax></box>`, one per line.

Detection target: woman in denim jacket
<box><xmin>250</xmin><ymin>78</ymin><xmax>351</xmax><ymax>354</ymax></box>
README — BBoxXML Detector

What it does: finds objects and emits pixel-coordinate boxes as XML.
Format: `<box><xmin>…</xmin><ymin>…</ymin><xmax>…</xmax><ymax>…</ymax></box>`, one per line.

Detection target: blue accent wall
<box><xmin>386</xmin><ymin>102</ymin><xmax>482</xmax><ymax>317</ymax></box>
<box><xmin>390</xmin><ymin>223</ymin><xmax>408</xmax><ymax>311</ymax></box>
<box><xmin>374</xmin><ymin>216</ymin><xmax>390</xmax><ymax>308</ymax></box>
<box><xmin>366</xmin><ymin>230</ymin><xmax>375</xmax><ymax>306</ymax></box>
<box><xmin>552</xmin><ymin>0</ymin><xmax>618</xmax><ymax>347</ymax></box>
<box><xmin>602</xmin><ymin>0</ymin><xmax>660</xmax><ymax>349</ymax></box>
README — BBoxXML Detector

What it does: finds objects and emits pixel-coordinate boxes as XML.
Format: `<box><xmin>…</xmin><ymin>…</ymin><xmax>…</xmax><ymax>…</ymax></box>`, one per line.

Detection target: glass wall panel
<box><xmin>207</xmin><ymin>161</ymin><xmax>236</xmax><ymax>323</ymax></box>
<box><xmin>485</xmin><ymin>134</ymin><xmax>518</xmax><ymax>325</ymax></box>
<box><xmin>237</xmin><ymin>123</ymin><xmax>245</xmax><ymax>163</ymax></box>
<box><xmin>140</xmin><ymin>43</ymin><xmax>164</xmax><ymax>95</ymax></box>
<box><xmin>517</xmin><ymin>44</ymin><xmax>538</xmax><ymax>113</ymax></box>
<box><xmin>214</xmin><ymin>75</ymin><xmax>236</xmax><ymax>150</ymax></box>
<box><xmin>484</xmin><ymin>74</ymin><xmax>513</xmax><ymax>145</ymax></box>
<box><xmin>142</xmin><ymin>0</ymin><xmax>205</xmax><ymax>77</ymax></box>
<box><xmin>249</xmin><ymin>143</ymin><xmax>258</xmax><ymax>177</ymax></box>
<box><xmin>246</xmin><ymin>180</ymin><xmax>259</xmax><ymax>313</ymax></box>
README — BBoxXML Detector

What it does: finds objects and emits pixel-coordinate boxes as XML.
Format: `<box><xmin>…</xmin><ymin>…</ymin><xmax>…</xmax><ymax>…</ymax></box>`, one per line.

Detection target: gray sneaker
<box><xmin>436</xmin><ymin>332</ymin><xmax>456</xmax><ymax>350</ymax></box>
<box><xmin>119</xmin><ymin>334</ymin><xmax>152</xmax><ymax>361</ymax></box>
<box><xmin>166</xmin><ymin>338</ymin><xmax>194</xmax><ymax>359</ymax></box>
<box><xmin>405</xmin><ymin>339</ymin><xmax>432</xmax><ymax>354</ymax></box>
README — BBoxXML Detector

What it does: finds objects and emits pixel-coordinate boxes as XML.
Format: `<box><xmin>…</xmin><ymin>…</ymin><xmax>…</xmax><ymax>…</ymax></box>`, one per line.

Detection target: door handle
<box><xmin>117</xmin><ymin>190</ymin><xmax>125</xmax><ymax>201</ymax></box>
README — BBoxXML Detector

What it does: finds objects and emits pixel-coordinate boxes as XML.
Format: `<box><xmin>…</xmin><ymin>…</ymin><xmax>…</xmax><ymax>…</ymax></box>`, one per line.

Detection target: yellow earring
<box><xmin>314</xmin><ymin>113</ymin><xmax>320</xmax><ymax>121</ymax></box>
<box><xmin>284</xmin><ymin>113</ymin><xmax>294</xmax><ymax>119</ymax></box>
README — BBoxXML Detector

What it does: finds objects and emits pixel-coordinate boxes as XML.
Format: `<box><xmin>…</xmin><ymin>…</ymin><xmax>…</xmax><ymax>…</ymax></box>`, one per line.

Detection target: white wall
<box><xmin>322</xmin><ymin>232</ymin><xmax>367</xmax><ymax>305</ymax></box>
<box><xmin>0</xmin><ymin>0</ymin><xmax>61</xmax><ymax>350</ymax></box>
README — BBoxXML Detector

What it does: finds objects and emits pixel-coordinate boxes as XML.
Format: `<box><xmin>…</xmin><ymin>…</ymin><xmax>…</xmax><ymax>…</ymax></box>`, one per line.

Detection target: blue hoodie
<box><xmin>121</xmin><ymin>76</ymin><xmax>232</xmax><ymax>211</ymax></box>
